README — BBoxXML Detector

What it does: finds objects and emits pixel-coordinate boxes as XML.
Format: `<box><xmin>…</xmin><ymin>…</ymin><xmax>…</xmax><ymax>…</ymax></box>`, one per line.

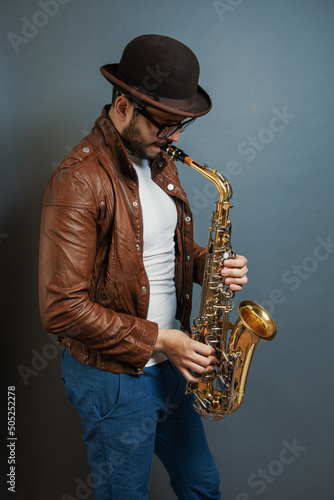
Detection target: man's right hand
<box><xmin>154</xmin><ymin>329</ymin><xmax>217</xmax><ymax>382</ymax></box>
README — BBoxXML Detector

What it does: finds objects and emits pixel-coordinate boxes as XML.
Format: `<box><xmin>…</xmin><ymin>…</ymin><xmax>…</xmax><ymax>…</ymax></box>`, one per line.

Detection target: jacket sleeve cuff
<box><xmin>121</xmin><ymin>317</ymin><xmax>159</xmax><ymax>369</ymax></box>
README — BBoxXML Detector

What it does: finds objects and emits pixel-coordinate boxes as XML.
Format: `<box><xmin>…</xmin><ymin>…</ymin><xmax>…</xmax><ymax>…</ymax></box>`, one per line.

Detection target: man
<box><xmin>39</xmin><ymin>34</ymin><xmax>248</xmax><ymax>499</ymax></box>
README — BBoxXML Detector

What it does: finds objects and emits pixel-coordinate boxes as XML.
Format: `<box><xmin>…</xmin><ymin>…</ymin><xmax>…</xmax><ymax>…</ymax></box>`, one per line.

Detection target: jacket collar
<box><xmin>88</xmin><ymin>106</ymin><xmax>171</xmax><ymax>180</ymax></box>
<box><xmin>88</xmin><ymin>105</ymin><xmax>135</xmax><ymax>182</ymax></box>
<box><xmin>88</xmin><ymin>106</ymin><xmax>188</xmax><ymax>202</ymax></box>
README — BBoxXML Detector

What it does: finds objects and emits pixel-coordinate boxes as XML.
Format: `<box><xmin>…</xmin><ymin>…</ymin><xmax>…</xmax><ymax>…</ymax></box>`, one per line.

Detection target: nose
<box><xmin>168</xmin><ymin>128</ymin><xmax>181</xmax><ymax>142</ymax></box>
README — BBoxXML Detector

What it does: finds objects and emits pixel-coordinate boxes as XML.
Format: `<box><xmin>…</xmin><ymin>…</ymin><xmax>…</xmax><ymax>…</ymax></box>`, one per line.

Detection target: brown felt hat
<box><xmin>100</xmin><ymin>34</ymin><xmax>212</xmax><ymax>118</ymax></box>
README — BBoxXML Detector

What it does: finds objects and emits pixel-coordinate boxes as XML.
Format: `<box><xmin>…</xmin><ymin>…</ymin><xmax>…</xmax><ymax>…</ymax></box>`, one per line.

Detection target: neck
<box><xmin>108</xmin><ymin>106</ymin><xmax>120</xmax><ymax>132</ymax></box>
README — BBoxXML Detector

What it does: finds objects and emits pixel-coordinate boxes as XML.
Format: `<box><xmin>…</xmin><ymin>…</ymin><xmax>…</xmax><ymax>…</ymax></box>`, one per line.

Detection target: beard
<box><xmin>119</xmin><ymin>114</ymin><xmax>170</xmax><ymax>161</ymax></box>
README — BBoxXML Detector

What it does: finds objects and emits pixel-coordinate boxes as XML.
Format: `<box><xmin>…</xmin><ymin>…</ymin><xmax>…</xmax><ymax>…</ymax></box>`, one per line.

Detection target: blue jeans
<box><xmin>62</xmin><ymin>349</ymin><xmax>221</xmax><ymax>499</ymax></box>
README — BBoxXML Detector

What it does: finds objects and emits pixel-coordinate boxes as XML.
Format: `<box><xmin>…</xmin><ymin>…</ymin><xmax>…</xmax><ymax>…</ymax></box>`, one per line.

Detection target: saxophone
<box><xmin>162</xmin><ymin>145</ymin><xmax>276</xmax><ymax>420</ymax></box>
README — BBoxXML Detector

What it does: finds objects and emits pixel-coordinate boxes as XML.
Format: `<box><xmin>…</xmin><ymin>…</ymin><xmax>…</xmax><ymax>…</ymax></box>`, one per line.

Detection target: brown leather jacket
<box><xmin>39</xmin><ymin>106</ymin><xmax>206</xmax><ymax>374</ymax></box>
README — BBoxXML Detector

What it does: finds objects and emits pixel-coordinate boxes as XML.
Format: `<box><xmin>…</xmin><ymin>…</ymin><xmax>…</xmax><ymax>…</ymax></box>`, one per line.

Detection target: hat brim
<box><xmin>100</xmin><ymin>64</ymin><xmax>212</xmax><ymax>118</ymax></box>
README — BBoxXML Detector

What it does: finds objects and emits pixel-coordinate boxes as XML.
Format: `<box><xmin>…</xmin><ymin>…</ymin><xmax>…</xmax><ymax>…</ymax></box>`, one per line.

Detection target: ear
<box><xmin>114</xmin><ymin>95</ymin><xmax>133</xmax><ymax>123</ymax></box>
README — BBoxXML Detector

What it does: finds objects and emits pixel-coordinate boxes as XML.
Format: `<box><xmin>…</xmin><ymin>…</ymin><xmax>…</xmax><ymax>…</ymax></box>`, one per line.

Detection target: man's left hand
<box><xmin>220</xmin><ymin>254</ymin><xmax>248</xmax><ymax>291</ymax></box>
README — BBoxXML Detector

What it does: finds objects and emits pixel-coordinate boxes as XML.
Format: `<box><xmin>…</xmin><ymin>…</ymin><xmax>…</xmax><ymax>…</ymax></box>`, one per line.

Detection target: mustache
<box><xmin>154</xmin><ymin>140</ymin><xmax>173</xmax><ymax>148</ymax></box>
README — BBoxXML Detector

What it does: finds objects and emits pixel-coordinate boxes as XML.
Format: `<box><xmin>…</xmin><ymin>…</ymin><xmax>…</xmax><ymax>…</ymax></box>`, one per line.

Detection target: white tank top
<box><xmin>130</xmin><ymin>156</ymin><xmax>178</xmax><ymax>367</ymax></box>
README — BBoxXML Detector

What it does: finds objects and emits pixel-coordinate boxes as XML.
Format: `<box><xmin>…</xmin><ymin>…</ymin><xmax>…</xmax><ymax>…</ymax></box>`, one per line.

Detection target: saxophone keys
<box><xmin>201</xmin><ymin>372</ymin><xmax>215</xmax><ymax>383</ymax></box>
<box><xmin>199</xmin><ymin>398</ymin><xmax>214</xmax><ymax>412</ymax></box>
<box><xmin>219</xmin><ymin>395</ymin><xmax>228</xmax><ymax>407</ymax></box>
<box><xmin>206</xmin><ymin>332</ymin><xmax>219</xmax><ymax>341</ymax></box>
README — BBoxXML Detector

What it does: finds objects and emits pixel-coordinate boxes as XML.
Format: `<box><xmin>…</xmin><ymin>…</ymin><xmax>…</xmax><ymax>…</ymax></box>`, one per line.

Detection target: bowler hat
<box><xmin>100</xmin><ymin>34</ymin><xmax>212</xmax><ymax>118</ymax></box>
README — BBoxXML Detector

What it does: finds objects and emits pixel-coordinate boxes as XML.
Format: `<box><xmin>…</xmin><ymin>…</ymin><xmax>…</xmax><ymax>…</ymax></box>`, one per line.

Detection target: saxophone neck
<box><xmin>186</xmin><ymin>158</ymin><xmax>232</xmax><ymax>204</ymax></box>
<box><xmin>162</xmin><ymin>145</ymin><xmax>232</xmax><ymax>203</ymax></box>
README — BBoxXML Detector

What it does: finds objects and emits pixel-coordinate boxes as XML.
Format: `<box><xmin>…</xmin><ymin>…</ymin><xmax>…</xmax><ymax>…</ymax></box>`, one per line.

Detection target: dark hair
<box><xmin>111</xmin><ymin>87</ymin><xmax>144</xmax><ymax>110</ymax></box>
<box><xmin>111</xmin><ymin>86</ymin><xmax>119</xmax><ymax>107</ymax></box>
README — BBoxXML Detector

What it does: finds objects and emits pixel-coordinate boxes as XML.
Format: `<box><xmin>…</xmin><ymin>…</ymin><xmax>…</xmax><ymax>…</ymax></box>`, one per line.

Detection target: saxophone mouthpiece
<box><xmin>162</xmin><ymin>144</ymin><xmax>188</xmax><ymax>163</ymax></box>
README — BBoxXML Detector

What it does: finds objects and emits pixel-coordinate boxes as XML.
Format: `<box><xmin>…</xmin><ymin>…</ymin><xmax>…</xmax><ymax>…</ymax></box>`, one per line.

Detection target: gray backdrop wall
<box><xmin>2</xmin><ymin>1</ymin><xmax>334</xmax><ymax>499</ymax></box>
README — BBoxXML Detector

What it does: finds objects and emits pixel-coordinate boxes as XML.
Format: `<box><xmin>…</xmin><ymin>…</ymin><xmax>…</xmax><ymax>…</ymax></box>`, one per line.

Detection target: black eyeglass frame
<box><xmin>117</xmin><ymin>92</ymin><xmax>195</xmax><ymax>139</ymax></box>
